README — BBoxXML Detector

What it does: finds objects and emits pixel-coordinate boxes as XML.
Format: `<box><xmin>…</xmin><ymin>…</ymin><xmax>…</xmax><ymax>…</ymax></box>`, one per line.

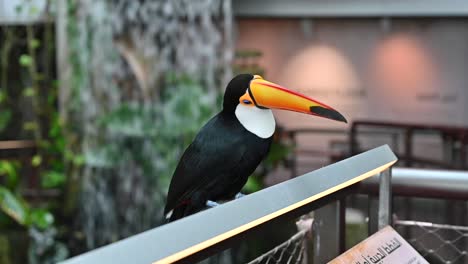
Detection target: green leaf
<box><xmin>41</xmin><ymin>171</ymin><xmax>66</xmax><ymax>188</ymax></box>
<box><xmin>266</xmin><ymin>143</ymin><xmax>292</xmax><ymax>164</ymax></box>
<box><xmin>0</xmin><ymin>235</ymin><xmax>9</xmax><ymax>263</ymax></box>
<box><xmin>29</xmin><ymin>6</ymin><xmax>39</xmax><ymax>15</ymax></box>
<box><xmin>22</xmin><ymin>87</ymin><xmax>35</xmax><ymax>97</ymax></box>
<box><xmin>0</xmin><ymin>187</ymin><xmax>27</xmax><ymax>225</ymax></box>
<box><xmin>0</xmin><ymin>161</ymin><xmax>17</xmax><ymax>175</ymax></box>
<box><xmin>73</xmin><ymin>155</ymin><xmax>85</xmax><ymax>166</ymax></box>
<box><xmin>0</xmin><ymin>111</ymin><xmax>11</xmax><ymax>132</ymax></box>
<box><xmin>0</xmin><ymin>160</ymin><xmax>19</xmax><ymax>189</ymax></box>
<box><xmin>23</xmin><ymin>121</ymin><xmax>38</xmax><ymax>131</ymax></box>
<box><xmin>0</xmin><ymin>91</ymin><xmax>6</xmax><ymax>103</ymax></box>
<box><xmin>242</xmin><ymin>176</ymin><xmax>262</xmax><ymax>193</ymax></box>
<box><xmin>31</xmin><ymin>155</ymin><xmax>42</xmax><ymax>167</ymax></box>
<box><xmin>47</xmin><ymin>92</ymin><xmax>56</xmax><ymax>104</ymax></box>
<box><xmin>28</xmin><ymin>209</ymin><xmax>54</xmax><ymax>229</ymax></box>
<box><xmin>52</xmin><ymin>79</ymin><xmax>59</xmax><ymax>87</ymax></box>
<box><xmin>19</xmin><ymin>55</ymin><xmax>32</xmax><ymax>67</ymax></box>
<box><xmin>49</xmin><ymin>116</ymin><xmax>62</xmax><ymax>138</ymax></box>
<box><xmin>30</xmin><ymin>39</ymin><xmax>40</xmax><ymax>49</ymax></box>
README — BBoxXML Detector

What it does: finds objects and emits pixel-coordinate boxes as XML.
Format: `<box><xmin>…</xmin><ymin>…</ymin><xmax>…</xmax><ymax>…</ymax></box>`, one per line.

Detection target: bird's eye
<box><xmin>243</xmin><ymin>99</ymin><xmax>252</xmax><ymax>105</ymax></box>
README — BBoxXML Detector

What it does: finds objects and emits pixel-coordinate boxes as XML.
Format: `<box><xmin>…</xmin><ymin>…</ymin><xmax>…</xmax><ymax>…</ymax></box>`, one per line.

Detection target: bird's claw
<box><xmin>206</xmin><ymin>194</ymin><xmax>244</xmax><ymax>208</ymax></box>
<box><xmin>206</xmin><ymin>200</ymin><xmax>220</xmax><ymax>208</ymax></box>
<box><xmin>235</xmin><ymin>192</ymin><xmax>245</xmax><ymax>199</ymax></box>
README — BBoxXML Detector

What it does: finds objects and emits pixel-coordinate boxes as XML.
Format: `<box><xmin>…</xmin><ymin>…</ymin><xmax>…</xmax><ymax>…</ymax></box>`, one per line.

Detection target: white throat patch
<box><xmin>235</xmin><ymin>104</ymin><xmax>275</xmax><ymax>138</ymax></box>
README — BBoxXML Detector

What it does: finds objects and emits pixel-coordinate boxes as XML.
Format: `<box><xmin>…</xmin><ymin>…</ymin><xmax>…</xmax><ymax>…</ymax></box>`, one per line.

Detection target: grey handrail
<box><xmin>360</xmin><ymin>167</ymin><xmax>468</xmax><ymax>200</ymax></box>
<box><xmin>233</xmin><ymin>0</ymin><xmax>468</xmax><ymax>17</ymax></box>
<box><xmin>60</xmin><ymin>145</ymin><xmax>397</xmax><ymax>264</ymax></box>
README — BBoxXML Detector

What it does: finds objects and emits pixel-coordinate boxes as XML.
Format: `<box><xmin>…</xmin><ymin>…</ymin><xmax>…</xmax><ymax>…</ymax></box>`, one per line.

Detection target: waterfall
<box><xmin>63</xmin><ymin>0</ymin><xmax>233</xmax><ymax>250</ymax></box>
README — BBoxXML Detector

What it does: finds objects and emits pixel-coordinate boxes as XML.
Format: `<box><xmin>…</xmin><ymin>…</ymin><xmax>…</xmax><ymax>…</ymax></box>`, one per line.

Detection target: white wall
<box><xmin>236</xmin><ymin>18</ymin><xmax>468</xmax><ymax>129</ymax></box>
<box><xmin>236</xmin><ymin>18</ymin><xmax>468</xmax><ymax>170</ymax></box>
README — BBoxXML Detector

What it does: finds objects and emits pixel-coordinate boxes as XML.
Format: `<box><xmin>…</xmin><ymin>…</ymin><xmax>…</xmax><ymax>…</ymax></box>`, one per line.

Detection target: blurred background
<box><xmin>1</xmin><ymin>0</ymin><xmax>468</xmax><ymax>263</ymax></box>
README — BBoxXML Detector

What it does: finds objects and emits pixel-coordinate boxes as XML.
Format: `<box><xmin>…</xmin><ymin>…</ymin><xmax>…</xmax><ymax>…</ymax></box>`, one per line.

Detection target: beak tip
<box><xmin>335</xmin><ymin>115</ymin><xmax>347</xmax><ymax>124</ymax></box>
<box><xmin>310</xmin><ymin>106</ymin><xmax>347</xmax><ymax>124</ymax></box>
<box><xmin>338</xmin><ymin>115</ymin><xmax>348</xmax><ymax>124</ymax></box>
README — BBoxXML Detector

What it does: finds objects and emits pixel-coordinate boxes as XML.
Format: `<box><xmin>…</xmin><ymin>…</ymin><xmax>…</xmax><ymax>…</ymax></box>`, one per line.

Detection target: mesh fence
<box><xmin>395</xmin><ymin>220</ymin><xmax>468</xmax><ymax>264</ymax></box>
<box><xmin>246</xmin><ymin>229</ymin><xmax>309</xmax><ymax>264</ymax></box>
<box><xmin>246</xmin><ymin>218</ymin><xmax>468</xmax><ymax>264</ymax></box>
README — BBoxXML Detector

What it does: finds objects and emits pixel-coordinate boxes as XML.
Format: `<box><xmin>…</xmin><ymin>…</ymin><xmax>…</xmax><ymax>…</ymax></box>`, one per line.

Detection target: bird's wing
<box><xmin>164</xmin><ymin>116</ymin><xmax>247</xmax><ymax>215</ymax></box>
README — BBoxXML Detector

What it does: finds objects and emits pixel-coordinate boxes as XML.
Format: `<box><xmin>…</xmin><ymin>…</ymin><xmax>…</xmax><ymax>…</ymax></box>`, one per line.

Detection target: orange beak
<box><xmin>240</xmin><ymin>75</ymin><xmax>347</xmax><ymax>123</ymax></box>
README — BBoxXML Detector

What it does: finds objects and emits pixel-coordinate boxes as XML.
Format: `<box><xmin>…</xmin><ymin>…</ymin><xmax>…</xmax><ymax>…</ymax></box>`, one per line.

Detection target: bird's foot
<box><xmin>206</xmin><ymin>200</ymin><xmax>221</xmax><ymax>208</ymax></box>
<box><xmin>235</xmin><ymin>192</ymin><xmax>245</xmax><ymax>199</ymax></box>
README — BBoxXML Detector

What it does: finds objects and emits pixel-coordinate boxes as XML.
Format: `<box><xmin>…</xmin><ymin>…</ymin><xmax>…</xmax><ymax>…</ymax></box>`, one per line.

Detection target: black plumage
<box><xmin>164</xmin><ymin>74</ymin><xmax>272</xmax><ymax>222</ymax></box>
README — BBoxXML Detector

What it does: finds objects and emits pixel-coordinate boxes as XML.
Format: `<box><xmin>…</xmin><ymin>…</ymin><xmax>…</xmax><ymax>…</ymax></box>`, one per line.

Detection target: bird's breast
<box><xmin>235</xmin><ymin>104</ymin><xmax>276</xmax><ymax>138</ymax></box>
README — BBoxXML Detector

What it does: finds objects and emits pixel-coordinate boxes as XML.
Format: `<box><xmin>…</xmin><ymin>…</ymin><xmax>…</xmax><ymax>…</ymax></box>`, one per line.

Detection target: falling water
<box><xmin>67</xmin><ymin>0</ymin><xmax>233</xmax><ymax>252</ymax></box>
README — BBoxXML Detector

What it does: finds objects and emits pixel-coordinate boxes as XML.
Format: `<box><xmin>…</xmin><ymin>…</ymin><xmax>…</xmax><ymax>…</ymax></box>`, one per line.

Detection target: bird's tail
<box><xmin>164</xmin><ymin>204</ymin><xmax>202</xmax><ymax>223</ymax></box>
<box><xmin>164</xmin><ymin>206</ymin><xmax>184</xmax><ymax>222</ymax></box>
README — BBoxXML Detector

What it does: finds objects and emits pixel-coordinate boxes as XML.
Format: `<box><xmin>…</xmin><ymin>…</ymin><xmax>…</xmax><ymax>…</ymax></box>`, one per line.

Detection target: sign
<box><xmin>329</xmin><ymin>226</ymin><xmax>428</xmax><ymax>264</ymax></box>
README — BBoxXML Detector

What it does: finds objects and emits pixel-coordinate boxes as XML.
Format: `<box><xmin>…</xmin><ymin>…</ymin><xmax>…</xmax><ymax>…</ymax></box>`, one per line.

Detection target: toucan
<box><xmin>164</xmin><ymin>74</ymin><xmax>347</xmax><ymax>222</ymax></box>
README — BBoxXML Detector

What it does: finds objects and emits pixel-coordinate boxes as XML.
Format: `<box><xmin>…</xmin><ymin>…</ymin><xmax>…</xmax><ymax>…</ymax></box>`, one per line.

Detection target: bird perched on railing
<box><xmin>164</xmin><ymin>74</ymin><xmax>347</xmax><ymax>222</ymax></box>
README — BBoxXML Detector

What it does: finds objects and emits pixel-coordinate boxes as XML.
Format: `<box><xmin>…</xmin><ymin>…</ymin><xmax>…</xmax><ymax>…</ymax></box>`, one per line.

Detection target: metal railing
<box><xmin>59</xmin><ymin>145</ymin><xmax>397</xmax><ymax>264</ymax></box>
<box><xmin>359</xmin><ymin>167</ymin><xmax>468</xmax><ymax>200</ymax></box>
<box><xmin>360</xmin><ymin>167</ymin><xmax>468</xmax><ymax>237</ymax></box>
<box><xmin>360</xmin><ymin>167</ymin><xmax>468</xmax><ymax>264</ymax></box>
<box><xmin>350</xmin><ymin>120</ymin><xmax>468</xmax><ymax>169</ymax></box>
<box><xmin>246</xmin><ymin>166</ymin><xmax>468</xmax><ymax>264</ymax></box>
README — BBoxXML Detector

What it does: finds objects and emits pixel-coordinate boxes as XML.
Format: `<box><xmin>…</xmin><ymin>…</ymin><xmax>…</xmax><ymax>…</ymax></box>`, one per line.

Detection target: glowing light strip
<box><xmin>154</xmin><ymin>161</ymin><xmax>396</xmax><ymax>264</ymax></box>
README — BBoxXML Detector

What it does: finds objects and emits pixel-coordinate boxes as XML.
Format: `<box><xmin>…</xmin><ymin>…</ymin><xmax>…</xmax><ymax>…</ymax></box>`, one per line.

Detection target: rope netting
<box><xmin>395</xmin><ymin>220</ymin><xmax>468</xmax><ymax>264</ymax></box>
<box><xmin>246</xmin><ymin>228</ymin><xmax>309</xmax><ymax>264</ymax></box>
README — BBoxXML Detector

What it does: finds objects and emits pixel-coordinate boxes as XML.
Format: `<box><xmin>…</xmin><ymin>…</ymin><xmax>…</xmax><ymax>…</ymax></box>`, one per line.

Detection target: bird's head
<box><xmin>223</xmin><ymin>74</ymin><xmax>347</xmax><ymax>123</ymax></box>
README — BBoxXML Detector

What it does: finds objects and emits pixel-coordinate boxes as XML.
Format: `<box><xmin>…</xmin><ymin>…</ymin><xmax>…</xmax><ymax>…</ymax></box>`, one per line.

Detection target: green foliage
<box><xmin>0</xmin><ymin>159</ymin><xmax>60</xmax><ymax>262</ymax></box>
<box><xmin>30</xmin><ymin>39</ymin><xmax>40</xmax><ymax>49</ymax></box>
<box><xmin>0</xmin><ymin>111</ymin><xmax>11</xmax><ymax>131</ymax></box>
<box><xmin>28</xmin><ymin>209</ymin><xmax>54</xmax><ymax>230</ymax></box>
<box><xmin>243</xmin><ymin>177</ymin><xmax>262</xmax><ymax>194</ymax></box>
<box><xmin>0</xmin><ymin>10</ymin><xmax>69</xmax><ymax>263</ymax></box>
<box><xmin>0</xmin><ymin>183</ymin><xmax>54</xmax><ymax>230</ymax></box>
<box><xmin>76</xmin><ymin>70</ymin><xmax>220</xmax><ymax>247</ymax></box>
<box><xmin>40</xmin><ymin>171</ymin><xmax>66</xmax><ymax>189</ymax></box>
<box><xmin>0</xmin><ymin>186</ymin><xmax>27</xmax><ymax>225</ymax></box>
<box><xmin>31</xmin><ymin>155</ymin><xmax>42</xmax><ymax>167</ymax></box>
<box><xmin>264</xmin><ymin>139</ymin><xmax>293</xmax><ymax>170</ymax></box>
<box><xmin>89</xmin><ymin>75</ymin><xmax>216</xmax><ymax>184</ymax></box>
<box><xmin>0</xmin><ymin>160</ymin><xmax>20</xmax><ymax>189</ymax></box>
<box><xmin>23</xmin><ymin>87</ymin><xmax>36</xmax><ymax>97</ymax></box>
<box><xmin>0</xmin><ymin>89</ymin><xmax>11</xmax><ymax>132</ymax></box>
<box><xmin>155</xmin><ymin>78</ymin><xmax>217</xmax><ymax>186</ymax></box>
<box><xmin>0</xmin><ymin>235</ymin><xmax>11</xmax><ymax>264</ymax></box>
<box><xmin>23</xmin><ymin>121</ymin><xmax>38</xmax><ymax>131</ymax></box>
<box><xmin>19</xmin><ymin>54</ymin><xmax>32</xmax><ymax>67</ymax></box>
